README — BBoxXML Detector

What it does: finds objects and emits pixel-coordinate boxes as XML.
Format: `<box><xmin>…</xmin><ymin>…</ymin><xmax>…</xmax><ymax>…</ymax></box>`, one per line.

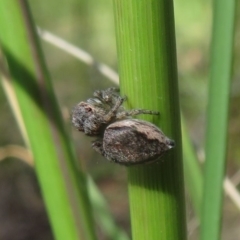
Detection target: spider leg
<box><xmin>93</xmin><ymin>87</ymin><xmax>120</xmax><ymax>103</ymax></box>
<box><xmin>116</xmin><ymin>109</ymin><xmax>159</xmax><ymax>119</ymax></box>
<box><xmin>92</xmin><ymin>139</ymin><xmax>105</xmax><ymax>156</ymax></box>
<box><xmin>103</xmin><ymin>95</ymin><xmax>126</xmax><ymax>121</ymax></box>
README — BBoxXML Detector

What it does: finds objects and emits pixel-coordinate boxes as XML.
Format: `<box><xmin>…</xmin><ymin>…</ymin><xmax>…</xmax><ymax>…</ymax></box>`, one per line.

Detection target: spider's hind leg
<box><xmin>116</xmin><ymin>109</ymin><xmax>159</xmax><ymax>119</ymax></box>
<box><xmin>92</xmin><ymin>139</ymin><xmax>105</xmax><ymax>156</ymax></box>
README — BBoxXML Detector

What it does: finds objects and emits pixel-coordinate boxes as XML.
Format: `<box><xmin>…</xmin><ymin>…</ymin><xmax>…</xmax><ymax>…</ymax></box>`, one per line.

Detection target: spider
<box><xmin>72</xmin><ymin>87</ymin><xmax>174</xmax><ymax>165</ymax></box>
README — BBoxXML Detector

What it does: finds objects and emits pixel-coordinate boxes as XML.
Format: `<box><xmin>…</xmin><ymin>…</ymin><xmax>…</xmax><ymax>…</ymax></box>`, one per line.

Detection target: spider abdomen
<box><xmin>102</xmin><ymin>119</ymin><xmax>175</xmax><ymax>165</ymax></box>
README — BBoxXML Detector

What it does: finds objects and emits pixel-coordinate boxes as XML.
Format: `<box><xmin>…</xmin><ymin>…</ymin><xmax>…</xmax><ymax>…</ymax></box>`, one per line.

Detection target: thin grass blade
<box><xmin>0</xmin><ymin>1</ymin><xmax>96</xmax><ymax>239</ymax></box>
<box><xmin>201</xmin><ymin>0</ymin><xmax>236</xmax><ymax>239</ymax></box>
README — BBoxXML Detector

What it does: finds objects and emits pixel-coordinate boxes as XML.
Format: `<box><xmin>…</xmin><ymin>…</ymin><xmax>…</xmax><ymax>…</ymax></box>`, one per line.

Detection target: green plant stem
<box><xmin>0</xmin><ymin>1</ymin><xmax>96</xmax><ymax>239</ymax></box>
<box><xmin>201</xmin><ymin>0</ymin><xmax>236</xmax><ymax>240</ymax></box>
<box><xmin>113</xmin><ymin>1</ymin><xmax>186</xmax><ymax>239</ymax></box>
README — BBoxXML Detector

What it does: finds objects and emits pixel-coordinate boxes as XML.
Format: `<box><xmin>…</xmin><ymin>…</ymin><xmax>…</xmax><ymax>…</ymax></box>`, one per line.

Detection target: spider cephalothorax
<box><xmin>72</xmin><ymin>88</ymin><xmax>158</xmax><ymax>136</ymax></box>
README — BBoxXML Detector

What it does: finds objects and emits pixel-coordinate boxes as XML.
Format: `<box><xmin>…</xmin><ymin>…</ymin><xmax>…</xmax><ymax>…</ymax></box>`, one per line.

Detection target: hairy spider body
<box><xmin>72</xmin><ymin>87</ymin><xmax>174</xmax><ymax>165</ymax></box>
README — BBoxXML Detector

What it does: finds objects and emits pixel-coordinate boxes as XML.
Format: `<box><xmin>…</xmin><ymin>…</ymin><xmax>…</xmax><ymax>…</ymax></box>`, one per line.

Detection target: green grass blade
<box><xmin>0</xmin><ymin>1</ymin><xmax>96</xmax><ymax>239</ymax></box>
<box><xmin>87</xmin><ymin>177</ymin><xmax>130</xmax><ymax>240</ymax></box>
<box><xmin>113</xmin><ymin>0</ymin><xmax>187</xmax><ymax>239</ymax></box>
<box><xmin>181</xmin><ymin>116</ymin><xmax>203</xmax><ymax>217</ymax></box>
<box><xmin>200</xmin><ymin>0</ymin><xmax>236</xmax><ymax>239</ymax></box>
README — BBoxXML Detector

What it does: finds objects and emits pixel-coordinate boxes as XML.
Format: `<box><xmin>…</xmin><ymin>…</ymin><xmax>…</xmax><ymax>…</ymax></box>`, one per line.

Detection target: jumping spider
<box><xmin>72</xmin><ymin>87</ymin><xmax>175</xmax><ymax>165</ymax></box>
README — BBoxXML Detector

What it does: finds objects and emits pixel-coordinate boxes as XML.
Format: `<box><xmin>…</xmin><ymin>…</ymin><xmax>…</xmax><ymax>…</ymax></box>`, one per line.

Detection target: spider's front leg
<box><xmin>103</xmin><ymin>95</ymin><xmax>127</xmax><ymax>122</ymax></box>
<box><xmin>93</xmin><ymin>87</ymin><xmax>120</xmax><ymax>104</ymax></box>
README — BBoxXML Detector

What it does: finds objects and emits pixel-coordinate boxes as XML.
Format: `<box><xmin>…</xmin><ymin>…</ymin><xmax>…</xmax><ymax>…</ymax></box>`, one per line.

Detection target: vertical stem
<box><xmin>201</xmin><ymin>0</ymin><xmax>236</xmax><ymax>239</ymax></box>
<box><xmin>113</xmin><ymin>0</ymin><xmax>186</xmax><ymax>239</ymax></box>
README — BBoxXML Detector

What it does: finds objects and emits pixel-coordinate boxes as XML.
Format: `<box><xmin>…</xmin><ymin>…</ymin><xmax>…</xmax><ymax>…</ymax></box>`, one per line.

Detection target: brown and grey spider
<box><xmin>72</xmin><ymin>87</ymin><xmax>175</xmax><ymax>165</ymax></box>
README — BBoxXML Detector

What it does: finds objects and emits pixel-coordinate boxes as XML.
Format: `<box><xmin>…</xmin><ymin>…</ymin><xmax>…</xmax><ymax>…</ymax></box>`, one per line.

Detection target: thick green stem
<box><xmin>113</xmin><ymin>1</ymin><xmax>186</xmax><ymax>239</ymax></box>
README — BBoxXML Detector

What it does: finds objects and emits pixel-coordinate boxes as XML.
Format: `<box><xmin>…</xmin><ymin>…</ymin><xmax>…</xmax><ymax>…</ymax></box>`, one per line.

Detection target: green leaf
<box><xmin>0</xmin><ymin>1</ymin><xmax>96</xmax><ymax>239</ymax></box>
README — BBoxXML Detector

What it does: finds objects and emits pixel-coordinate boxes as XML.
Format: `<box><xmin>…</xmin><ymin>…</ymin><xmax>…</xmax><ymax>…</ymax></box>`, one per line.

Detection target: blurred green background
<box><xmin>0</xmin><ymin>0</ymin><xmax>239</xmax><ymax>239</ymax></box>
